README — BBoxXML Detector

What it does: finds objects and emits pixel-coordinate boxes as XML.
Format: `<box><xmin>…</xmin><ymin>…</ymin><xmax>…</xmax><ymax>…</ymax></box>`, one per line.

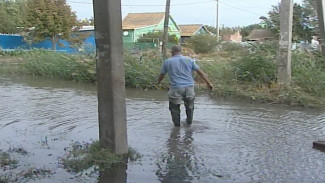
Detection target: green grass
<box><xmin>0</xmin><ymin>152</ymin><xmax>18</xmax><ymax>169</ymax></box>
<box><xmin>124</xmin><ymin>50</ymin><xmax>169</xmax><ymax>89</ymax></box>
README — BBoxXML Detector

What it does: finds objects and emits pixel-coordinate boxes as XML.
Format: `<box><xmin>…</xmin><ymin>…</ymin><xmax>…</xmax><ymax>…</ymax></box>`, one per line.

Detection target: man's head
<box><xmin>171</xmin><ymin>45</ymin><xmax>182</xmax><ymax>56</ymax></box>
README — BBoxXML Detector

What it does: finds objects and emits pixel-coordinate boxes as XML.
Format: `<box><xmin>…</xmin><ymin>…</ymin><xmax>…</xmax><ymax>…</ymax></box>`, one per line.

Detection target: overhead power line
<box><xmin>67</xmin><ymin>0</ymin><xmax>264</xmax><ymax>17</ymax></box>
<box><xmin>219</xmin><ymin>1</ymin><xmax>264</xmax><ymax>16</ymax></box>
<box><xmin>67</xmin><ymin>1</ymin><xmax>262</xmax><ymax>16</ymax></box>
<box><xmin>67</xmin><ymin>0</ymin><xmax>216</xmax><ymax>6</ymax></box>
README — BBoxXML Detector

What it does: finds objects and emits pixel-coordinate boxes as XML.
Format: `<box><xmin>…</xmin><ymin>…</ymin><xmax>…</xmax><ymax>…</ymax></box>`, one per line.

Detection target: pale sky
<box><xmin>67</xmin><ymin>0</ymin><xmax>303</xmax><ymax>27</ymax></box>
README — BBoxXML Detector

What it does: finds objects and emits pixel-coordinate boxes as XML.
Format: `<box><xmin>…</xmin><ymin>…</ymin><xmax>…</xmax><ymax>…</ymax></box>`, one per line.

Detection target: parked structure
<box><xmin>122</xmin><ymin>12</ymin><xmax>181</xmax><ymax>43</ymax></box>
<box><xmin>178</xmin><ymin>24</ymin><xmax>209</xmax><ymax>43</ymax></box>
<box><xmin>245</xmin><ymin>29</ymin><xmax>277</xmax><ymax>42</ymax></box>
<box><xmin>222</xmin><ymin>31</ymin><xmax>242</xmax><ymax>43</ymax></box>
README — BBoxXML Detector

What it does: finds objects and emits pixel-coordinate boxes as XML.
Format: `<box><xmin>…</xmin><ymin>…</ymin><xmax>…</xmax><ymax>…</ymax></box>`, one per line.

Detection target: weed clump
<box><xmin>61</xmin><ymin>141</ymin><xmax>141</xmax><ymax>174</ymax></box>
<box><xmin>0</xmin><ymin>149</ymin><xmax>52</xmax><ymax>182</ymax></box>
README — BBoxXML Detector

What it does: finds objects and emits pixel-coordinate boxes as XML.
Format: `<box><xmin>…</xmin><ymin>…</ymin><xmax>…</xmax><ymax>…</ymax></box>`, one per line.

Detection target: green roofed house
<box><xmin>122</xmin><ymin>12</ymin><xmax>181</xmax><ymax>43</ymax></box>
<box><xmin>178</xmin><ymin>24</ymin><xmax>209</xmax><ymax>43</ymax></box>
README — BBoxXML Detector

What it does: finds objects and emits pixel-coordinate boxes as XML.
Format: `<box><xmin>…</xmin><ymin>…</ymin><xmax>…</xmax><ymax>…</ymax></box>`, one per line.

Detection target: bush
<box><xmin>234</xmin><ymin>42</ymin><xmax>278</xmax><ymax>86</ymax></box>
<box><xmin>61</xmin><ymin>141</ymin><xmax>141</xmax><ymax>173</ymax></box>
<box><xmin>292</xmin><ymin>51</ymin><xmax>325</xmax><ymax>97</ymax></box>
<box><xmin>187</xmin><ymin>34</ymin><xmax>218</xmax><ymax>54</ymax></box>
<box><xmin>138</xmin><ymin>31</ymin><xmax>178</xmax><ymax>44</ymax></box>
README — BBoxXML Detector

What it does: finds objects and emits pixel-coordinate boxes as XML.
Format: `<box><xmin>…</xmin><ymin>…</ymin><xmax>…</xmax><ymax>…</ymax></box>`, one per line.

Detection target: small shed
<box><xmin>245</xmin><ymin>29</ymin><xmax>277</xmax><ymax>42</ymax></box>
<box><xmin>178</xmin><ymin>24</ymin><xmax>209</xmax><ymax>43</ymax></box>
<box><xmin>122</xmin><ymin>12</ymin><xmax>181</xmax><ymax>43</ymax></box>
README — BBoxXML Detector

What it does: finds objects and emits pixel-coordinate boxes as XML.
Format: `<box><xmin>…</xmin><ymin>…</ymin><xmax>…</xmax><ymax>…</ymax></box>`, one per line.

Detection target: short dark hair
<box><xmin>171</xmin><ymin>45</ymin><xmax>182</xmax><ymax>53</ymax></box>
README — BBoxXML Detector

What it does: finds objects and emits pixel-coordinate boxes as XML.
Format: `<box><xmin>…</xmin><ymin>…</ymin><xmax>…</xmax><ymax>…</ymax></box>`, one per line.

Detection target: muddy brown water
<box><xmin>1</xmin><ymin>76</ymin><xmax>325</xmax><ymax>183</ymax></box>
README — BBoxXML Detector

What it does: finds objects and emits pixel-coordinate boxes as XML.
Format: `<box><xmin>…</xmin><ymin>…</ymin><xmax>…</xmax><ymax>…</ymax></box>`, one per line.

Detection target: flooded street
<box><xmin>1</xmin><ymin>76</ymin><xmax>325</xmax><ymax>183</ymax></box>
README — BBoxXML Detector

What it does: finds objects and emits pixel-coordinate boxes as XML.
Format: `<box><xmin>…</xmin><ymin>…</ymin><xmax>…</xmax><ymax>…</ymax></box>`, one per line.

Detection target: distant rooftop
<box><xmin>179</xmin><ymin>24</ymin><xmax>205</xmax><ymax>37</ymax></box>
<box><xmin>246</xmin><ymin>29</ymin><xmax>276</xmax><ymax>41</ymax></box>
<box><xmin>78</xmin><ymin>26</ymin><xmax>94</xmax><ymax>31</ymax></box>
<box><xmin>122</xmin><ymin>12</ymin><xmax>165</xmax><ymax>29</ymax></box>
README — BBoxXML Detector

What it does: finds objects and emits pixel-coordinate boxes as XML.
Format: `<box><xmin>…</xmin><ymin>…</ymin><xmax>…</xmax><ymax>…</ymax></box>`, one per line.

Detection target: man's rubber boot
<box><xmin>169</xmin><ymin>102</ymin><xmax>181</xmax><ymax>127</ymax></box>
<box><xmin>184</xmin><ymin>98</ymin><xmax>194</xmax><ymax>125</ymax></box>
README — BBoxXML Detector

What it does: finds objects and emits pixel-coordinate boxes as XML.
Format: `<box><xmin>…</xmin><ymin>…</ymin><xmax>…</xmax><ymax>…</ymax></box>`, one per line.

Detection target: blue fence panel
<box><xmin>0</xmin><ymin>34</ymin><xmax>27</xmax><ymax>49</ymax></box>
<box><xmin>0</xmin><ymin>32</ymin><xmax>96</xmax><ymax>53</ymax></box>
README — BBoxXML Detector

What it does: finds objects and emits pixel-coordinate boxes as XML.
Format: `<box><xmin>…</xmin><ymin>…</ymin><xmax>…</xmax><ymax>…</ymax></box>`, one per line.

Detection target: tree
<box><xmin>78</xmin><ymin>18</ymin><xmax>94</xmax><ymax>26</ymax></box>
<box><xmin>26</xmin><ymin>0</ymin><xmax>77</xmax><ymax>50</ymax></box>
<box><xmin>0</xmin><ymin>0</ymin><xmax>27</xmax><ymax>34</ymax></box>
<box><xmin>205</xmin><ymin>25</ymin><xmax>240</xmax><ymax>37</ymax></box>
<box><xmin>260</xmin><ymin>0</ymin><xmax>318</xmax><ymax>42</ymax></box>
<box><xmin>205</xmin><ymin>25</ymin><xmax>218</xmax><ymax>35</ymax></box>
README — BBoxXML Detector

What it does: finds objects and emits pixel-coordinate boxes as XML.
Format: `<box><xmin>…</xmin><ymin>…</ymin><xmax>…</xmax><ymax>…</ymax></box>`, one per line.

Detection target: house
<box><xmin>122</xmin><ymin>12</ymin><xmax>181</xmax><ymax>43</ymax></box>
<box><xmin>178</xmin><ymin>24</ymin><xmax>209</xmax><ymax>43</ymax></box>
<box><xmin>222</xmin><ymin>31</ymin><xmax>242</xmax><ymax>43</ymax></box>
<box><xmin>245</xmin><ymin>29</ymin><xmax>277</xmax><ymax>42</ymax></box>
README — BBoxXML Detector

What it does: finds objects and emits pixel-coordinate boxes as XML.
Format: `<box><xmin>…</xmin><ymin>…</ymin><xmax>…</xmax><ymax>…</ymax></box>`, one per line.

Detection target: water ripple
<box><xmin>1</xmin><ymin>76</ymin><xmax>325</xmax><ymax>183</ymax></box>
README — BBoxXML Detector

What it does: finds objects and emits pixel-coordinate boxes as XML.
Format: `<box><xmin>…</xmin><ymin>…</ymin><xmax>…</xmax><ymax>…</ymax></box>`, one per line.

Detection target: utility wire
<box><xmin>67</xmin><ymin>0</ymin><xmax>216</xmax><ymax>6</ymax></box>
<box><xmin>66</xmin><ymin>1</ymin><xmax>91</xmax><ymax>4</ymax></box>
<box><xmin>219</xmin><ymin>1</ymin><xmax>264</xmax><ymax>16</ymax></box>
<box><xmin>67</xmin><ymin>0</ymin><xmax>265</xmax><ymax>17</ymax></box>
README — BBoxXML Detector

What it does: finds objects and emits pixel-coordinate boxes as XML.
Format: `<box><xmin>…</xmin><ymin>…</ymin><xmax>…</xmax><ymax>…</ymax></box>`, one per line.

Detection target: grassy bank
<box><xmin>196</xmin><ymin>43</ymin><xmax>325</xmax><ymax>107</ymax></box>
<box><xmin>0</xmin><ymin>46</ymin><xmax>325</xmax><ymax>107</ymax></box>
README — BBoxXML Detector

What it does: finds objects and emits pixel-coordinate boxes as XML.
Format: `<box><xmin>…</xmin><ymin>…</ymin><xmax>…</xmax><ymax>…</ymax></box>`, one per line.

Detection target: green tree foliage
<box><xmin>0</xmin><ymin>0</ymin><xmax>27</xmax><ymax>34</ymax></box>
<box><xmin>26</xmin><ymin>0</ymin><xmax>77</xmax><ymax>50</ymax></box>
<box><xmin>138</xmin><ymin>31</ymin><xmax>178</xmax><ymax>44</ymax></box>
<box><xmin>187</xmin><ymin>34</ymin><xmax>218</xmax><ymax>54</ymax></box>
<box><xmin>204</xmin><ymin>25</ymin><xmax>217</xmax><ymax>34</ymax></box>
<box><xmin>78</xmin><ymin>18</ymin><xmax>94</xmax><ymax>26</ymax></box>
<box><xmin>205</xmin><ymin>25</ymin><xmax>241</xmax><ymax>37</ymax></box>
<box><xmin>219</xmin><ymin>27</ymin><xmax>237</xmax><ymax>37</ymax></box>
<box><xmin>260</xmin><ymin>0</ymin><xmax>318</xmax><ymax>42</ymax></box>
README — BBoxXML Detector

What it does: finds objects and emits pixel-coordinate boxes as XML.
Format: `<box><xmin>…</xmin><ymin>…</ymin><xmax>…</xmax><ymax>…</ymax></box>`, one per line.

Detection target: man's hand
<box><xmin>207</xmin><ymin>82</ymin><xmax>213</xmax><ymax>90</ymax></box>
<box><xmin>158</xmin><ymin>74</ymin><xmax>165</xmax><ymax>85</ymax></box>
<box><xmin>196</xmin><ymin>69</ymin><xmax>213</xmax><ymax>91</ymax></box>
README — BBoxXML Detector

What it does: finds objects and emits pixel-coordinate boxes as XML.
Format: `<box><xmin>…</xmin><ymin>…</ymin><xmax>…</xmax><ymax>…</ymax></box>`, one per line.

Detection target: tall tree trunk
<box><xmin>52</xmin><ymin>35</ymin><xmax>57</xmax><ymax>50</ymax></box>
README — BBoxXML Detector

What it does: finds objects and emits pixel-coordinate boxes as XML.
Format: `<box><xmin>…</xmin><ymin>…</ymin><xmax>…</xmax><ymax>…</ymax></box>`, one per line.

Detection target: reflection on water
<box><xmin>99</xmin><ymin>163</ymin><xmax>128</xmax><ymax>183</ymax></box>
<box><xmin>156</xmin><ymin>127</ymin><xmax>196</xmax><ymax>183</ymax></box>
<box><xmin>1</xmin><ymin>76</ymin><xmax>325</xmax><ymax>183</ymax></box>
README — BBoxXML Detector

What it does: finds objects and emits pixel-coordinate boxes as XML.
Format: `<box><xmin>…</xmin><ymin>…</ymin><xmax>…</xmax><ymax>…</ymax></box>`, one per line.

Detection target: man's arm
<box><xmin>195</xmin><ymin>69</ymin><xmax>213</xmax><ymax>90</ymax></box>
<box><xmin>158</xmin><ymin>73</ymin><xmax>165</xmax><ymax>84</ymax></box>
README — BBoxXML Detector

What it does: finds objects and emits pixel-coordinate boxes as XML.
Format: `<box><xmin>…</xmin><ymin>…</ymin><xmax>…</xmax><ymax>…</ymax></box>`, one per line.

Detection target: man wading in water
<box><xmin>158</xmin><ymin>45</ymin><xmax>213</xmax><ymax>127</ymax></box>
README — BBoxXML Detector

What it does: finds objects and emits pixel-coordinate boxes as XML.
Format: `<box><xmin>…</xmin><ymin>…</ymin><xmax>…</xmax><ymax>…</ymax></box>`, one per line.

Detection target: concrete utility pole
<box><xmin>278</xmin><ymin>0</ymin><xmax>293</xmax><ymax>84</ymax></box>
<box><xmin>216</xmin><ymin>0</ymin><xmax>220</xmax><ymax>40</ymax></box>
<box><xmin>92</xmin><ymin>0</ymin><xmax>128</xmax><ymax>154</ymax></box>
<box><xmin>162</xmin><ymin>0</ymin><xmax>171</xmax><ymax>59</ymax></box>
<box><xmin>316</xmin><ymin>0</ymin><xmax>325</xmax><ymax>56</ymax></box>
